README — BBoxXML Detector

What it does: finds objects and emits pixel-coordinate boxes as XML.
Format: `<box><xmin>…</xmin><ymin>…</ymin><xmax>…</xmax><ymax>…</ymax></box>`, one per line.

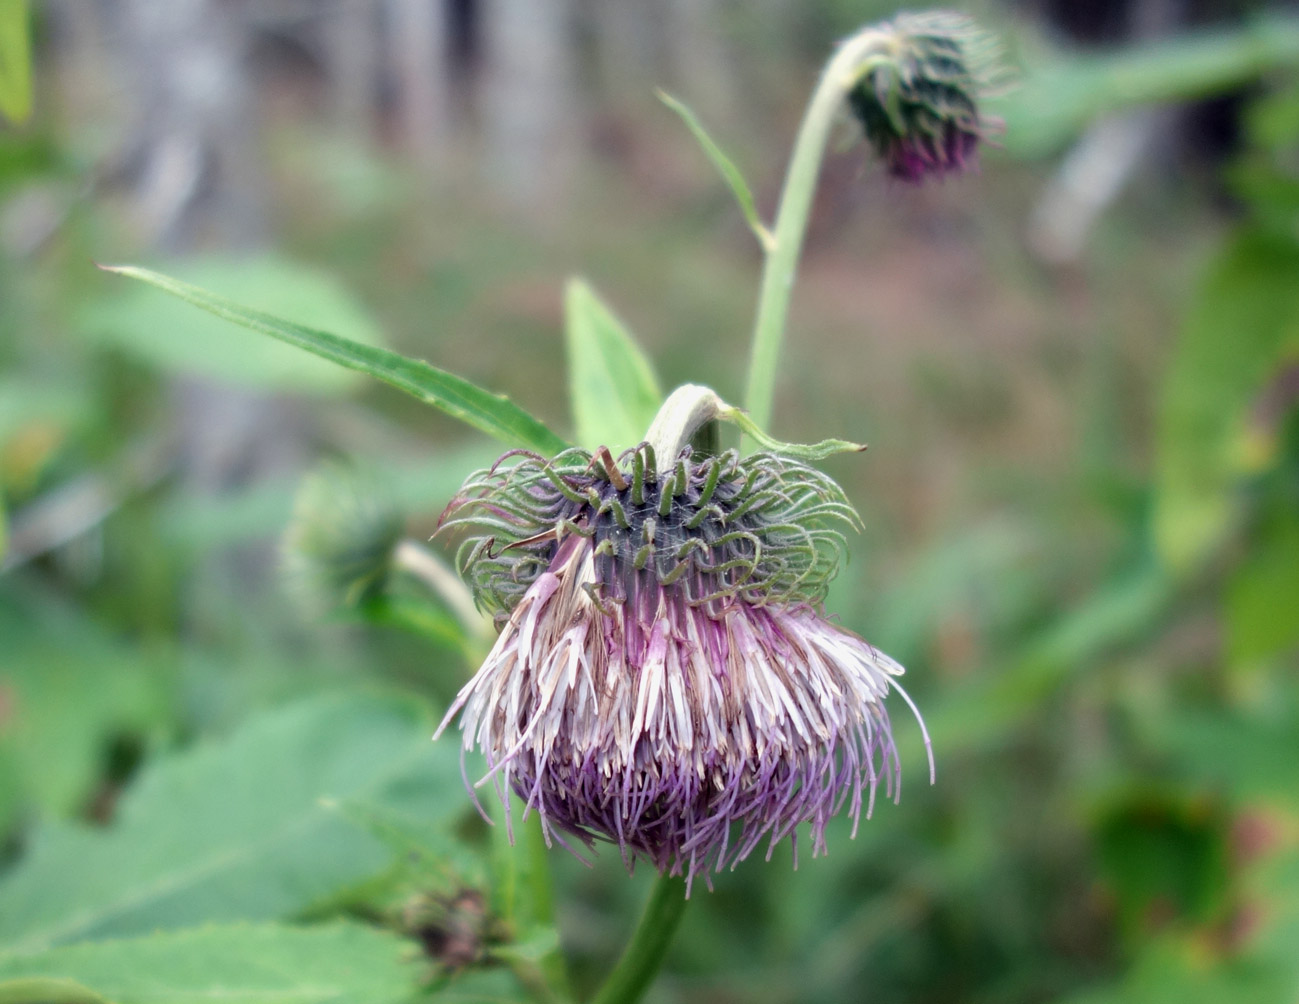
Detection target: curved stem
<box><xmin>589</xmin><ymin>874</ymin><xmax>689</xmax><ymax>1004</ymax></box>
<box><xmin>743</xmin><ymin>36</ymin><xmax>889</xmax><ymax>437</ymax></box>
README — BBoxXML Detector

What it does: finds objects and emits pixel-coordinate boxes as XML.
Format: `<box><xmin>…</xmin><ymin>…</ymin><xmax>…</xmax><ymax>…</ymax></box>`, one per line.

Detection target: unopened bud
<box><xmin>846</xmin><ymin>11</ymin><xmax>1002</xmax><ymax>183</ymax></box>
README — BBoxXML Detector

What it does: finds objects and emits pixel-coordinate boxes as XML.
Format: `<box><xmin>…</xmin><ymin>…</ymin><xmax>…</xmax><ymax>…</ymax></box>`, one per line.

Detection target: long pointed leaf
<box><xmin>99</xmin><ymin>265</ymin><xmax>568</xmax><ymax>455</ymax></box>
<box><xmin>657</xmin><ymin>90</ymin><xmax>775</xmax><ymax>251</ymax></box>
<box><xmin>565</xmin><ymin>278</ymin><xmax>663</xmax><ymax>452</ymax></box>
<box><xmin>0</xmin><ymin>923</ymin><xmax>419</xmax><ymax>1004</ymax></box>
<box><xmin>0</xmin><ymin>0</ymin><xmax>32</xmax><ymax>123</ymax></box>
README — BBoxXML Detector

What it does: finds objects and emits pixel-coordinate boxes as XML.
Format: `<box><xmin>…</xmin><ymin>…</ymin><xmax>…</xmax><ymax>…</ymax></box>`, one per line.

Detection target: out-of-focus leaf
<box><xmin>0</xmin><ymin>693</ymin><xmax>466</xmax><ymax>954</ymax></box>
<box><xmin>428</xmin><ymin>968</ymin><xmax>533</xmax><ymax>1003</ymax></box>
<box><xmin>1153</xmin><ymin>231</ymin><xmax>1299</xmax><ymax>571</ymax></box>
<box><xmin>925</xmin><ymin>560</ymin><xmax>1171</xmax><ymax>752</ymax></box>
<box><xmin>0</xmin><ymin>379</ymin><xmax>84</xmax><ymax>452</ymax></box>
<box><xmin>0</xmin><ymin>923</ymin><xmax>419</xmax><ymax>1004</ymax></box>
<box><xmin>97</xmin><ymin>265</ymin><xmax>568</xmax><ymax>455</ymax></box>
<box><xmin>0</xmin><ymin>978</ymin><xmax>106</xmax><ymax>1004</ymax></box>
<box><xmin>1062</xmin><ymin>939</ymin><xmax>1290</xmax><ymax>1004</ymax></box>
<box><xmin>488</xmin><ymin>802</ymin><xmax>569</xmax><ymax>997</ymax></box>
<box><xmin>995</xmin><ymin>14</ymin><xmax>1299</xmax><ymax>158</ymax></box>
<box><xmin>1095</xmin><ymin>793</ymin><xmax>1231</xmax><ymax>942</ymax></box>
<box><xmin>155</xmin><ymin>444</ymin><xmax>495</xmax><ymax>555</ymax></box>
<box><xmin>656</xmin><ymin>91</ymin><xmax>774</xmax><ymax>251</ymax></box>
<box><xmin>1147</xmin><ymin>700</ymin><xmax>1299</xmax><ymax>804</ymax></box>
<box><xmin>1227</xmin><ymin>510</ymin><xmax>1299</xmax><ymax>664</ymax></box>
<box><xmin>0</xmin><ymin>0</ymin><xmax>32</xmax><ymax>123</ymax></box>
<box><xmin>564</xmin><ymin>278</ymin><xmax>662</xmax><ymax>453</ymax></box>
<box><xmin>1249</xmin><ymin>839</ymin><xmax>1299</xmax><ymax>981</ymax></box>
<box><xmin>0</xmin><ymin>587</ymin><xmax>172</xmax><ymax>828</ymax></box>
<box><xmin>83</xmin><ymin>257</ymin><xmax>386</xmax><ymax>393</ymax></box>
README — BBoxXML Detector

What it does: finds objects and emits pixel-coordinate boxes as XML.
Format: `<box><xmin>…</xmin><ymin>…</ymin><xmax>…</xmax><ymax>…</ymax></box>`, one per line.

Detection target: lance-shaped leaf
<box><xmin>0</xmin><ymin>923</ymin><xmax>419</xmax><ymax>1004</ymax></box>
<box><xmin>565</xmin><ymin>278</ymin><xmax>663</xmax><ymax>453</ymax></box>
<box><xmin>0</xmin><ymin>0</ymin><xmax>32</xmax><ymax>124</ymax></box>
<box><xmin>657</xmin><ymin>90</ymin><xmax>775</xmax><ymax>251</ymax></box>
<box><xmin>98</xmin><ymin>265</ymin><xmax>568</xmax><ymax>455</ymax></box>
<box><xmin>1152</xmin><ymin>231</ymin><xmax>1299</xmax><ymax>571</ymax></box>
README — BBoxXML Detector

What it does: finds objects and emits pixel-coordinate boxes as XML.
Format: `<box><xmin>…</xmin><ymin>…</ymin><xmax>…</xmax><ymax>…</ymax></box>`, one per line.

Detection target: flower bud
<box><xmin>283</xmin><ymin>464</ymin><xmax>403</xmax><ymax>611</ymax></box>
<box><xmin>846</xmin><ymin>11</ymin><xmax>1002</xmax><ymax>183</ymax></box>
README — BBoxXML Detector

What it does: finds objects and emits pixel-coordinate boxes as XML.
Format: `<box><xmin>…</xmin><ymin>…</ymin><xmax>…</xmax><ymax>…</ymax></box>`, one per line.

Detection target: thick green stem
<box><xmin>589</xmin><ymin>874</ymin><xmax>689</xmax><ymax>1004</ymax></box>
<box><xmin>743</xmin><ymin>35</ymin><xmax>889</xmax><ymax>436</ymax></box>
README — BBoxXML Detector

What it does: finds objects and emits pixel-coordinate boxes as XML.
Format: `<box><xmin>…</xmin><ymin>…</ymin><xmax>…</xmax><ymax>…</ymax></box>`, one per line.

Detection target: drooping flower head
<box><xmin>845</xmin><ymin>11</ymin><xmax>1003</xmax><ymax>183</ymax></box>
<box><xmin>435</xmin><ymin>390</ymin><xmax>931</xmax><ymax>890</ymax></box>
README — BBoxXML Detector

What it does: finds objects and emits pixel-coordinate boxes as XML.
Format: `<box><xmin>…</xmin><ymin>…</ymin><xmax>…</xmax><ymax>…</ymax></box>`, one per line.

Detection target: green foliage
<box><xmin>98</xmin><ymin>266</ymin><xmax>568</xmax><ymax>455</ymax></box>
<box><xmin>487</xmin><ymin>808</ymin><xmax>570</xmax><ymax>997</ymax></box>
<box><xmin>1153</xmin><ymin>232</ymin><xmax>1299</xmax><ymax>571</ymax></box>
<box><xmin>1064</xmin><ymin>940</ymin><xmax>1291</xmax><ymax>1004</ymax></box>
<box><xmin>6</xmin><ymin>11</ymin><xmax>1299</xmax><ymax>1004</ymax></box>
<box><xmin>0</xmin><ymin>693</ymin><xmax>465</xmax><ymax>954</ymax></box>
<box><xmin>0</xmin><ymin>587</ymin><xmax>172</xmax><ymax>831</ymax></box>
<box><xmin>656</xmin><ymin>91</ymin><xmax>774</xmax><ymax>251</ymax></box>
<box><xmin>1227</xmin><ymin>508</ymin><xmax>1299</xmax><ymax>664</ymax></box>
<box><xmin>564</xmin><ymin>278</ymin><xmax>663</xmax><ymax>453</ymax></box>
<box><xmin>82</xmin><ymin>256</ymin><xmax>387</xmax><ymax>393</ymax></box>
<box><xmin>997</xmin><ymin>14</ymin><xmax>1299</xmax><ymax>157</ymax></box>
<box><xmin>0</xmin><ymin>923</ymin><xmax>421</xmax><ymax>1004</ymax></box>
<box><xmin>0</xmin><ymin>0</ymin><xmax>31</xmax><ymax>123</ymax></box>
<box><xmin>0</xmin><ymin>978</ymin><xmax>106</xmax><ymax>1004</ymax></box>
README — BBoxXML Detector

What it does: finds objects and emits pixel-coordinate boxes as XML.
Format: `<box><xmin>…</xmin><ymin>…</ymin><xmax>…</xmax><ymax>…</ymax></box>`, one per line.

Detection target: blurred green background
<box><xmin>2</xmin><ymin>1</ymin><xmax>1299</xmax><ymax>1002</ymax></box>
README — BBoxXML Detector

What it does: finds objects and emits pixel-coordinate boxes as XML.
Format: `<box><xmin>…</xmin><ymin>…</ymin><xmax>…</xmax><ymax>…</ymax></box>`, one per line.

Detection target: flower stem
<box><xmin>743</xmin><ymin>34</ymin><xmax>889</xmax><ymax>437</ymax></box>
<box><xmin>589</xmin><ymin>874</ymin><xmax>689</xmax><ymax>1004</ymax></box>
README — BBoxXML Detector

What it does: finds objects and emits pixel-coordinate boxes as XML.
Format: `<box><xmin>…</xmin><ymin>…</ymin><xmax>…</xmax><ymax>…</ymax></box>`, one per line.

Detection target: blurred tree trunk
<box><xmin>386</xmin><ymin>0</ymin><xmax>452</xmax><ymax>163</ymax></box>
<box><xmin>664</xmin><ymin>0</ymin><xmax>735</xmax><ymax>118</ymax></box>
<box><xmin>328</xmin><ymin>0</ymin><xmax>381</xmax><ymax>143</ymax></box>
<box><xmin>118</xmin><ymin>0</ymin><xmax>266</xmax><ymax>250</ymax></box>
<box><xmin>481</xmin><ymin>0</ymin><xmax>579</xmax><ymax>215</ymax></box>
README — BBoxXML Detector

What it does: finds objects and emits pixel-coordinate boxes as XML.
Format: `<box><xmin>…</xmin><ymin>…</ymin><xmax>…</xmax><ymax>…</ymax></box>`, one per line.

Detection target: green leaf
<box><xmin>82</xmin><ymin>256</ymin><xmax>387</xmax><ymax>394</ymax></box>
<box><xmin>0</xmin><ymin>693</ymin><xmax>467</xmax><ymax>955</ymax></box>
<box><xmin>98</xmin><ymin>265</ymin><xmax>568</xmax><ymax>455</ymax></box>
<box><xmin>0</xmin><ymin>923</ymin><xmax>419</xmax><ymax>1004</ymax></box>
<box><xmin>1147</xmin><ymin>703</ymin><xmax>1299</xmax><ymax>804</ymax></box>
<box><xmin>994</xmin><ymin>14</ymin><xmax>1299</xmax><ymax>158</ymax></box>
<box><xmin>925</xmin><ymin>560</ymin><xmax>1172</xmax><ymax>752</ymax></box>
<box><xmin>721</xmin><ymin>406</ymin><xmax>865</xmax><ymax>460</ymax></box>
<box><xmin>0</xmin><ymin>0</ymin><xmax>32</xmax><ymax>124</ymax></box>
<box><xmin>0</xmin><ymin>586</ymin><xmax>173</xmax><ymax>827</ymax></box>
<box><xmin>1227</xmin><ymin>509</ymin><xmax>1299</xmax><ymax>664</ymax></box>
<box><xmin>155</xmin><ymin>444</ymin><xmax>498</xmax><ymax>556</ymax></box>
<box><xmin>0</xmin><ymin>978</ymin><xmax>106</xmax><ymax>1004</ymax></box>
<box><xmin>656</xmin><ymin>91</ymin><xmax>774</xmax><ymax>251</ymax></box>
<box><xmin>1226</xmin><ymin>509</ymin><xmax>1299</xmax><ymax>665</ymax></box>
<box><xmin>487</xmin><ymin>803</ymin><xmax>570</xmax><ymax>998</ymax></box>
<box><xmin>1061</xmin><ymin>938</ymin><xmax>1290</xmax><ymax>1004</ymax></box>
<box><xmin>564</xmin><ymin>278</ymin><xmax>663</xmax><ymax>452</ymax></box>
<box><xmin>1153</xmin><ymin>231</ymin><xmax>1299</xmax><ymax>571</ymax></box>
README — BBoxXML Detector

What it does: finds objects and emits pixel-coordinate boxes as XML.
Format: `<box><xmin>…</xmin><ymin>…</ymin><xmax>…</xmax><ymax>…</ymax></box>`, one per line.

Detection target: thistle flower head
<box><xmin>846</xmin><ymin>11</ymin><xmax>1002</xmax><ymax>183</ymax></box>
<box><xmin>435</xmin><ymin>433</ymin><xmax>931</xmax><ymax>890</ymax></box>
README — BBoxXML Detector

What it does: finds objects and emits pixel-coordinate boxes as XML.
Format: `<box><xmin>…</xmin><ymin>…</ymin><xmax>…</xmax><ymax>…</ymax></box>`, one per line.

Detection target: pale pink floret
<box><xmin>435</xmin><ymin>530</ymin><xmax>932</xmax><ymax>891</ymax></box>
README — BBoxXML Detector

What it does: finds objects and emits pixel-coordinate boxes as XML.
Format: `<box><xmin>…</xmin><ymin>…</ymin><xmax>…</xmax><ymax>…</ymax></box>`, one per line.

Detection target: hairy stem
<box><xmin>589</xmin><ymin>874</ymin><xmax>689</xmax><ymax>1004</ymax></box>
<box><xmin>743</xmin><ymin>35</ymin><xmax>889</xmax><ymax>436</ymax></box>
